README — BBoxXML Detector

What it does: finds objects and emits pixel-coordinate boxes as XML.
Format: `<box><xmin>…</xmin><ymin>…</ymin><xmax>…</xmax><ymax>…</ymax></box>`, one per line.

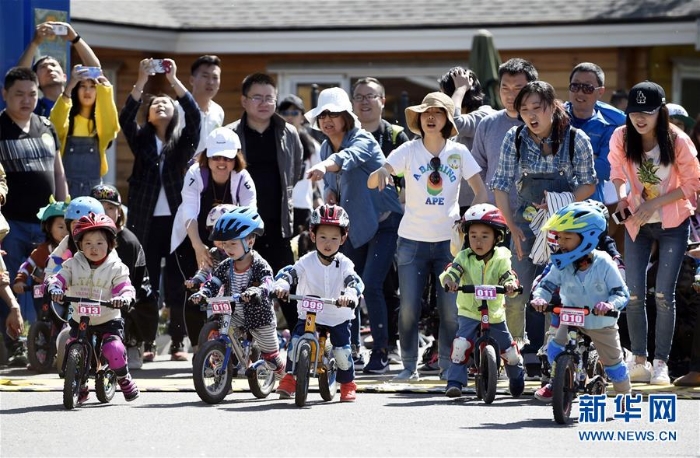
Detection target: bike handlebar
<box><xmin>205</xmin><ymin>294</ymin><xmax>242</xmax><ymax>303</ymax></box>
<box><xmin>62</xmin><ymin>296</ymin><xmax>118</xmax><ymax>308</ymax></box>
<box><xmin>287</xmin><ymin>294</ymin><xmax>356</xmax><ymax>309</ymax></box>
<box><xmin>446</xmin><ymin>284</ymin><xmax>524</xmax><ymax>295</ymax></box>
<box><xmin>542</xmin><ymin>304</ymin><xmax>619</xmax><ymax>318</ymax></box>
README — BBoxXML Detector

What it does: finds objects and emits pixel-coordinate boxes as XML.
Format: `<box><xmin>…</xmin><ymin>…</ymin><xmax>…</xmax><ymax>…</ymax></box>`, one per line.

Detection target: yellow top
<box><xmin>50</xmin><ymin>84</ymin><xmax>120</xmax><ymax>177</ymax></box>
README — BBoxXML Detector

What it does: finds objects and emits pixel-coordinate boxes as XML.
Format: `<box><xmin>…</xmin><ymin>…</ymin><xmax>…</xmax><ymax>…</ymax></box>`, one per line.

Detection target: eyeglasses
<box><xmin>210</xmin><ymin>156</ymin><xmax>235</xmax><ymax>162</ymax></box>
<box><xmin>246</xmin><ymin>95</ymin><xmax>277</xmax><ymax>104</ymax></box>
<box><xmin>568</xmin><ymin>83</ymin><xmax>601</xmax><ymax>95</ymax></box>
<box><xmin>280</xmin><ymin>109</ymin><xmax>301</xmax><ymax>117</ymax></box>
<box><xmin>317</xmin><ymin>111</ymin><xmax>342</xmax><ymax>120</ymax></box>
<box><xmin>429</xmin><ymin>157</ymin><xmax>441</xmax><ymax>185</ymax></box>
<box><xmin>352</xmin><ymin>94</ymin><xmax>381</xmax><ymax>102</ymax></box>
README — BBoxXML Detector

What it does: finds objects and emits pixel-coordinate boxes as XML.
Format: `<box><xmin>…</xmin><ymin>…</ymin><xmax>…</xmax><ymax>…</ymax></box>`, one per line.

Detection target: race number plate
<box><xmin>210</xmin><ymin>301</ymin><xmax>232</xmax><ymax>314</ymax></box>
<box><xmin>474</xmin><ymin>285</ymin><xmax>497</xmax><ymax>301</ymax></box>
<box><xmin>77</xmin><ymin>303</ymin><xmax>101</xmax><ymax>316</ymax></box>
<box><xmin>300</xmin><ymin>297</ymin><xmax>324</xmax><ymax>313</ymax></box>
<box><xmin>33</xmin><ymin>284</ymin><xmax>44</xmax><ymax>299</ymax></box>
<box><xmin>559</xmin><ymin>307</ymin><xmax>586</xmax><ymax>326</ymax></box>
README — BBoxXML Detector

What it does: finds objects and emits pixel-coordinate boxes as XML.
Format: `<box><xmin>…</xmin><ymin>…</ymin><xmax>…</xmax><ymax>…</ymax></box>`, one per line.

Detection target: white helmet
<box><xmin>206</xmin><ymin>204</ymin><xmax>237</xmax><ymax>228</ymax></box>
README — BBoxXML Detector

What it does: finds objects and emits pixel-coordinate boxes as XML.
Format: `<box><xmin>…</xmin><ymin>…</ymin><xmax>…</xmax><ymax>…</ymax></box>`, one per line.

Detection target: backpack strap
<box><xmin>514</xmin><ymin>124</ymin><xmax>526</xmax><ymax>162</ymax></box>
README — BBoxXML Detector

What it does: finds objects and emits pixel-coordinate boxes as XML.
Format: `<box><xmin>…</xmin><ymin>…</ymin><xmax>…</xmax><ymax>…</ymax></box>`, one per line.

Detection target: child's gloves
<box><xmin>48</xmin><ymin>285</ymin><xmax>64</xmax><ymax>302</ymax></box>
<box><xmin>530</xmin><ymin>297</ymin><xmax>548</xmax><ymax>312</ymax></box>
<box><xmin>111</xmin><ymin>296</ymin><xmax>131</xmax><ymax>309</ymax></box>
<box><xmin>189</xmin><ymin>291</ymin><xmax>205</xmax><ymax>304</ymax></box>
<box><xmin>593</xmin><ymin>301</ymin><xmax>614</xmax><ymax>316</ymax></box>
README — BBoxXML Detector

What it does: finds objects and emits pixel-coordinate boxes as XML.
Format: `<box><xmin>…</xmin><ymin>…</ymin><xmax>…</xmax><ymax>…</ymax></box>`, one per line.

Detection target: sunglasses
<box><xmin>568</xmin><ymin>83</ymin><xmax>601</xmax><ymax>95</ymax></box>
<box><xmin>429</xmin><ymin>156</ymin><xmax>441</xmax><ymax>185</ymax></box>
<box><xmin>280</xmin><ymin>109</ymin><xmax>301</xmax><ymax>117</ymax></box>
<box><xmin>210</xmin><ymin>155</ymin><xmax>235</xmax><ymax>162</ymax></box>
<box><xmin>317</xmin><ymin>111</ymin><xmax>342</xmax><ymax>120</ymax></box>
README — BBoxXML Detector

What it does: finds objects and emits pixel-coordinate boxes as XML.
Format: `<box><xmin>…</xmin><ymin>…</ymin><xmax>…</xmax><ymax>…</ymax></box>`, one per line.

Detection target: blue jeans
<box><xmin>343</xmin><ymin>212</ymin><xmax>400</xmax><ymax>351</ymax></box>
<box><xmin>445</xmin><ymin>316</ymin><xmax>524</xmax><ymax>386</ymax></box>
<box><xmin>396</xmin><ymin>237</ymin><xmax>457</xmax><ymax>373</ymax></box>
<box><xmin>624</xmin><ymin>219</ymin><xmax>689</xmax><ymax>362</ymax></box>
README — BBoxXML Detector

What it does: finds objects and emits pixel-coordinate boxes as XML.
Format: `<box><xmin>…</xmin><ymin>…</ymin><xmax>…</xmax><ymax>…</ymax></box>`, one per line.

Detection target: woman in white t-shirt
<box><xmin>368</xmin><ymin>92</ymin><xmax>487</xmax><ymax>380</ymax></box>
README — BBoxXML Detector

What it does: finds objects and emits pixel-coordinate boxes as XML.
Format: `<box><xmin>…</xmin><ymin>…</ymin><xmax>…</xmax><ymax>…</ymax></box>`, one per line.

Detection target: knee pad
<box><xmin>546</xmin><ymin>340</ymin><xmax>566</xmax><ymax>365</ymax></box>
<box><xmin>502</xmin><ymin>342</ymin><xmax>523</xmax><ymax>366</ymax></box>
<box><xmin>101</xmin><ymin>335</ymin><xmax>127</xmax><ymax>371</ymax></box>
<box><xmin>333</xmin><ymin>345</ymin><xmax>353</xmax><ymax>371</ymax></box>
<box><xmin>450</xmin><ymin>337</ymin><xmax>473</xmax><ymax>365</ymax></box>
<box><xmin>604</xmin><ymin>361</ymin><xmax>629</xmax><ymax>384</ymax></box>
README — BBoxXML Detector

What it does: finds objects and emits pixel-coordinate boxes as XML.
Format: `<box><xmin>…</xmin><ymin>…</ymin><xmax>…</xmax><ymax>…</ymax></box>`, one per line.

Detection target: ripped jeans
<box><xmin>624</xmin><ymin>219</ymin><xmax>689</xmax><ymax>362</ymax></box>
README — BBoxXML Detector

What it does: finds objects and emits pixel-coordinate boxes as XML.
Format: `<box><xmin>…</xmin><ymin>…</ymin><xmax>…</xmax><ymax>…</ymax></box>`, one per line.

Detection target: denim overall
<box><xmin>64</xmin><ymin>136</ymin><xmax>102</xmax><ymax>198</ymax></box>
<box><xmin>511</xmin><ymin>149</ymin><xmax>574</xmax><ymax>364</ymax></box>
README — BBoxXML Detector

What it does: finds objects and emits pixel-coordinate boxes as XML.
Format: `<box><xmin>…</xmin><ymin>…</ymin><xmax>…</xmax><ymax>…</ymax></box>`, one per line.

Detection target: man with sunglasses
<box><xmin>565</xmin><ymin>62</ymin><xmax>626</xmax><ymax>205</ymax></box>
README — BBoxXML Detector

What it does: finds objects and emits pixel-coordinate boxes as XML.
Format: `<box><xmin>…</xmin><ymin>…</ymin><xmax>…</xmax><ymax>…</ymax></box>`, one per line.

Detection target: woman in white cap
<box><xmin>609</xmin><ymin>81</ymin><xmax>700</xmax><ymax>385</ymax></box>
<box><xmin>170</xmin><ymin>127</ymin><xmax>256</xmax><ymax>352</ymax></box>
<box><xmin>368</xmin><ymin>91</ymin><xmax>487</xmax><ymax>381</ymax></box>
<box><xmin>305</xmin><ymin>87</ymin><xmax>403</xmax><ymax>375</ymax></box>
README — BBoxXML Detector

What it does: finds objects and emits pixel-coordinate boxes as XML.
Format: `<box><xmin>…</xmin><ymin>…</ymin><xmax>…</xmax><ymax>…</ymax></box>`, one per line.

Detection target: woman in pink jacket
<box><xmin>609</xmin><ymin>81</ymin><xmax>700</xmax><ymax>385</ymax></box>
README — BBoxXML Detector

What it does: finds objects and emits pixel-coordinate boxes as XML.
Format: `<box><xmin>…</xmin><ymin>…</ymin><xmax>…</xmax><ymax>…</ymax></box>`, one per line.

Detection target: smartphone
<box><xmin>611</xmin><ymin>208</ymin><xmax>632</xmax><ymax>225</ymax></box>
<box><xmin>76</xmin><ymin>65</ymin><xmax>102</xmax><ymax>79</ymax></box>
<box><xmin>51</xmin><ymin>24</ymin><xmax>68</xmax><ymax>35</ymax></box>
<box><xmin>147</xmin><ymin>59</ymin><xmax>168</xmax><ymax>74</ymax></box>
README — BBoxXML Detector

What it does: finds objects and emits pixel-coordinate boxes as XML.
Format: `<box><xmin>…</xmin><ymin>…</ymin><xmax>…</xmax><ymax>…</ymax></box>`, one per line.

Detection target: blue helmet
<box><xmin>210</xmin><ymin>206</ymin><xmax>264</xmax><ymax>242</ymax></box>
<box><xmin>65</xmin><ymin>196</ymin><xmax>105</xmax><ymax>221</ymax></box>
<box><xmin>543</xmin><ymin>201</ymin><xmax>606</xmax><ymax>270</ymax></box>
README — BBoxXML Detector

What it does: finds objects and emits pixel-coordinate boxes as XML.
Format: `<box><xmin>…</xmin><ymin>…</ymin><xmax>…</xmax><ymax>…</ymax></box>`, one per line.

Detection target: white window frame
<box><xmin>671</xmin><ymin>57</ymin><xmax>700</xmax><ymax>105</ymax></box>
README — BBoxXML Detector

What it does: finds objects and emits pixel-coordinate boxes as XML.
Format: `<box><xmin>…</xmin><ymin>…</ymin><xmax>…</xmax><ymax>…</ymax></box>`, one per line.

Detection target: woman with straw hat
<box><xmin>368</xmin><ymin>92</ymin><xmax>487</xmax><ymax>381</ymax></box>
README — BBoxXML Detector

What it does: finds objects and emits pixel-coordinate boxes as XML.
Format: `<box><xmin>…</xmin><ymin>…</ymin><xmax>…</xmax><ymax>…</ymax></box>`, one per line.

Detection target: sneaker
<box><xmin>509</xmin><ymin>375</ymin><xmax>525</xmax><ymax>398</ymax></box>
<box><xmin>628</xmin><ymin>361</ymin><xmax>652</xmax><ymax>383</ymax></box>
<box><xmin>277</xmin><ymin>374</ymin><xmax>296</xmax><ymax>399</ymax></box>
<box><xmin>340</xmin><ymin>381</ymin><xmax>357</xmax><ymax>402</ymax></box>
<box><xmin>170</xmin><ymin>343</ymin><xmax>188</xmax><ymax>362</ymax></box>
<box><xmin>127</xmin><ymin>346</ymin><xmax>143</xmax><ymax>370</ymax></box>
<box><xmin>534</xmin><ymin>383</ymin><xmax>553</xmax><ymax>403</ymax></box>
<box><xmin>387</xmin><ymin>346</ymin><xmax>402</xmax><ymax>365</ymax></box>
<box><xmin>650</xmin><ymin>359</ymin><xmax>671</xmax><ymax>385</ymax></box>
<box><xmin>77</xmin><ymin>384</ymin><xmax>90</xmax><ymax>405</ymax></box>
<box><xmin>7</xmin><ymin>345</ymin><xmax>28</xmax><ymax>367</ymax></box>
<box><xmin>418</xmin><ymin>355</ymin><xmax>441</xmax><ymax>375</ymax></box>
<box><xmin>445</xmin><ymin>382</ymin><xmax>463</xmax><ymax>398</ymax></box>
<box><xmin>142</xmin><ymin>342</ymin><xmax>156</xmax><ymax>362</ymax></box>
<box><xmin>118</xmin><ymin>375</ymin><xmax>140</xmax><ymax>401</ymax></box>
<box><xmin>392</xmin><ymin>369</ymin><xmax>419</xmax><ymax>382</ymax></box>
<box><xmin>363</xmin><ymin>349</ymin><xmax>389</xmax><ymax>374</ymax></box>
<box><xmin>351</xmin><ymin>345</ymin><xmax>366</xmax><ymax>370</ymax></box>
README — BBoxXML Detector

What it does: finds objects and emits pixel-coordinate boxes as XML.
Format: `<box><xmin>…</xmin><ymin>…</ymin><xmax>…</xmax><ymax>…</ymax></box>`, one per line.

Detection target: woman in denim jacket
<box><xmin>305</xmin><ymin>87</ymin><xmax>403</xmax><ymax>374</ymax></box>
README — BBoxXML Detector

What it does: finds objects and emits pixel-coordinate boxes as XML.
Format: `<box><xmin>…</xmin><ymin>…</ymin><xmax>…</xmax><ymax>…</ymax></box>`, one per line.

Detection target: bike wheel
<box><xmin>193</xmin><ymin>340</ymin><xmax>233</xmax><ymax>404</ymax></box>
<box><xmin>96</xmin><ymin>369</ymin><xmax>117</xmax><ymax>403</ymax></box>
<box><xmin>319</xmin><ymin>357</ymin><xmax>338</xmax><ymax>402</ymax></box>
<box><xmin>481</xmin><ymin>345</ymin><xmax>498</xmax><ymax>405</ymax></box>
<box><xmin>248</xmin><ymin>362</ymin><xmax>276</xmax><ymax>399</ymax></box>
<box><xmin>197</xmin><ymin>320</ymin><xmax>220</xmax><ymax>347</ymax></box>
<box><xmin>295</xmin><ymin>342</ymin><xmax>311</xmax><ymax>407</ymax></box>
<box><xmin>27</xmin><ymin>321</ymin><xmax>55</xmax><ymax>373</ymax></box>
<box><xmin>63</xmin><ymin>346</ymin><xmax>84</xmax><ymax>410</ymax></box>
<box><xmin>551</xmin><ymin>354</ymin><xmax>575</xmax><ymax>424</ymax></box>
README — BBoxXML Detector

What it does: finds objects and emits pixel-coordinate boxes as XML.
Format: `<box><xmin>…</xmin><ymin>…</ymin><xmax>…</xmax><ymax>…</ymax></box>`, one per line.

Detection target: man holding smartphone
<box><xmin>16</xmin><ymin>21</ymin><xmax>101</xmax><ymax>116</ymax></box>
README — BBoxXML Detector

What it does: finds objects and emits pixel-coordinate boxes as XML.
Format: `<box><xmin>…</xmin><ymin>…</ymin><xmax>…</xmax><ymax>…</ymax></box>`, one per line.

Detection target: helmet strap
<box><xmin>315</xmin><ymin>248</ymin><xmax>339</xmax><ymax>264</ymax></box>
<box><xmin>472</xmin><ymin>246</ymin><xmax>495</xmax><ymax>262</ymax></box>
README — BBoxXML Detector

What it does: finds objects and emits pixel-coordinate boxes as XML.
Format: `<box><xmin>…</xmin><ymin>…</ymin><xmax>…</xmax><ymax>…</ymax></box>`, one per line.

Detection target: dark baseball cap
<box><xmin>626</xmin><ymin>81</ymin><xmax>666</xmax><ymax>114</ymax></box>
<box><xmin>277</xmin><ymin>94</ymin><xmax>305</xmax><ymax>112</ymax></box>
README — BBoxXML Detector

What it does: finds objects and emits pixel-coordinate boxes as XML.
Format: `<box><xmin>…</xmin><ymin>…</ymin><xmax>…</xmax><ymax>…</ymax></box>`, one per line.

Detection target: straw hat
<box><xmin>405</xmin><ymin>92</ymin><xmax>458</xmax><ymax>137</ymax></box>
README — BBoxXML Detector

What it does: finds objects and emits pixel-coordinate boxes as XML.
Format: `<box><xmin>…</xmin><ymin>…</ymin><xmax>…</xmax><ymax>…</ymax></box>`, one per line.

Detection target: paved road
<box><xmin>1</xmin><ymin>355</ymin><xmax>699</xmax><ymax>457</ymax></box>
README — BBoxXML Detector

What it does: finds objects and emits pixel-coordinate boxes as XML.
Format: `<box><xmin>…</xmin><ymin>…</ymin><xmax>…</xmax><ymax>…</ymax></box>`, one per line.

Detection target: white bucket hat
<box><xmin>206</xmin><ymin>127</ymin><xmax>241</xmax><ymax>159</ymax></box>
<box><xmin>304</xmin><ymin>87</ymin><xmax>360</xmax><ymax>131</ymax></box>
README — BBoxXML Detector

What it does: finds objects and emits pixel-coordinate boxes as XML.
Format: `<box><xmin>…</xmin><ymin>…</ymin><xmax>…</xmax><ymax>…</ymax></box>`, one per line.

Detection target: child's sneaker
<box><xmin>340</xmin><ymin>381</ymin><xmax>357</xmax><ymax>402</ymax></box>
<box><xmin>650</xmin><ymin>359</ymin><xmax>670</xmax><ymax>385</ymax></box>
<box><xmin>77</xmin><ymin>384</ymin><xmax>90</xmax><ymax>405</ymax></box>
<box><xmin>445</xmin><ymin>382</ymin><xmax>463</xmax><ymax>398</ymax></box>
<box><xmin>118</xmin><ymin>375</ymin><xmax>140</xmax><ymax>401</ymax></box>
<box><xmin>363</xmin><ymin>349</ymin><xmax>389</xmax><ymax>374</ymax></box>
<box><xmin>277</xmin><ymin>374</ymin><xmax>296</xmax><ymax>399</ymax></box>
<box><xmin>509</xmin><ymin>373</ymin><xmax>525</xmax><ymax>398</ymax></box>
<box><xmin>628</xmin><ymin>361</ymin><xmax>652</xmax><ymax>383</ymax></box>
<box><xmin>534</xmin><ymin>383</ymin><xmax>553</xmax><ymax>403</ymax></box>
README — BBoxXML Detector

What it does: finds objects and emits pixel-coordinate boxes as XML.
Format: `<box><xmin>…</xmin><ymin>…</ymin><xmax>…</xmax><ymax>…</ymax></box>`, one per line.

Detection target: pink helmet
<box><xmin>461</xmin><ymin>204</ymin><xmax>509</xmax><ymax>241</ymax></box>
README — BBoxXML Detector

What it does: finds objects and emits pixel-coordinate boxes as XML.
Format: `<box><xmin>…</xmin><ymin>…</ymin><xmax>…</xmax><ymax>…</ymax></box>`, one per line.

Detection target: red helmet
<box><xmin>72</xmin><ymin>212</ymin><xmax>118</xmax><ymax>243</ymax></box>
<box><xmin>461</xmin><ymin>203</ymin><xmax>509</xmax><ymax>241</ymax></box>
<box><xmin>310</xmin><ymin>204</ymin><xmax>350</xmax><ymax>233</ymax></box>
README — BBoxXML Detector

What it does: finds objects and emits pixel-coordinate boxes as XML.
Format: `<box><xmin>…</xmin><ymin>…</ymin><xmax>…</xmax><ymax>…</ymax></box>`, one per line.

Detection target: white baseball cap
<box><xmin>206</xmin><ymin>127</ymin><xmax>241</xmax><ymax>159</ymax></box>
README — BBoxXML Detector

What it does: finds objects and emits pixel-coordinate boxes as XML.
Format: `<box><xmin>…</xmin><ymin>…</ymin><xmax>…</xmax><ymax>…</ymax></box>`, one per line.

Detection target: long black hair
<box><xmin>68</xmin><ymin>80</ymin><xmax>97</xmax><ymax>138</ymax></box>
<box><xmin>142</xmin><ymin>93</ymin><xmax>181</xmax><ymax>152</ymax></box>
<box><xmin>514</xmin><ymin>81</ymin><xmax>570</xmax><ymax>155</ymax></box>
<box><xmin>624</xmin><ymin>106</ymin><xmax>675</xmax><ymax>166</ymax></box>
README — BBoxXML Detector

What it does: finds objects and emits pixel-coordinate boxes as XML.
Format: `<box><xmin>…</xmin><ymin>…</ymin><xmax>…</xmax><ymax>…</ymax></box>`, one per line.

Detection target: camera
<box><xmin>51</xmin><ymin>24</ymin><xmax>68</xmax><ymax>35</ymax></box>
<box><xmin>76</xmin><ymin>66</ymin><xmax>102</xmax><ymax>79</ymax></box>
<box><xmin>611</xmin><ymin>208</ymin><xmax>632</xmax><ymax>225</ymax></box>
